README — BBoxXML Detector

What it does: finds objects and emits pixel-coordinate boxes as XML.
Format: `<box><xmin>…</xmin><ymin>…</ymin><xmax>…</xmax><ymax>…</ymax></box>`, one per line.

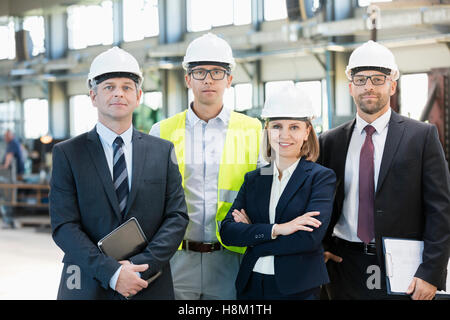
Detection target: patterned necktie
<box><xmin>357</xmin><ymin>125</ymin><xmax>376</xmax><ymax>244</ymax></box>
<box><xmin>113</xmin><ymin>136</ymin><xmax>128</xmax><ymax>217</ymax></box>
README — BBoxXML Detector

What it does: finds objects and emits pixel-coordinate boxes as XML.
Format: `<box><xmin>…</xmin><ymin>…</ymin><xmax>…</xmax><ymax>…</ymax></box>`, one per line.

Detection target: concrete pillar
<box><xmin>48</xmin><ymin>82</ymin><xmax>69</xmax><ymax>139</ymax></box>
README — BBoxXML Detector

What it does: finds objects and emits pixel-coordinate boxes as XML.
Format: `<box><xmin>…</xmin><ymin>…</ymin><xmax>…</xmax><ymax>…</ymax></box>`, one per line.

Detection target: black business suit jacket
<box><xmin>50</xmin><ymin>127</ymin><xmax>188</xmax><ymax>299</ymax></box>
<box><xmin>220</xmin><ymin>159</ymin><xmax>336</xmax><ymax>295</ymax></box>
<box><xmin>318</xmin><ymin>110</ymin><xmax>450</xmax><ymax>290</ymax></box>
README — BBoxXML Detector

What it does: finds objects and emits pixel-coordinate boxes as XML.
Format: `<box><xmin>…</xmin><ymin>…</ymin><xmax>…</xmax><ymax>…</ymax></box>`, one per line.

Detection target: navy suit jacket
<box><xmin>50</xmin><ymin>127</ymin><xmax>188</xmax><ymax>299</ymax></box>
<box><xmin>220</xmin><ymin>158</ymin><xmax>336</xmax><ymax>295</ymax></box>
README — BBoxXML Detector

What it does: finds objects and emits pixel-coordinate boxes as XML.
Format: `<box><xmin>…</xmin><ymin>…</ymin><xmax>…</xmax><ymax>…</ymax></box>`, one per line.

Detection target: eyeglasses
<box><xmin>188</xmin><ymin>68</ymin><xmax>230</xmax><ymax>80</ymax></box>
<box><xmin>352</xmin><ymin>74</ymin><xmax>389</xmax><ymax>86</ymax></box>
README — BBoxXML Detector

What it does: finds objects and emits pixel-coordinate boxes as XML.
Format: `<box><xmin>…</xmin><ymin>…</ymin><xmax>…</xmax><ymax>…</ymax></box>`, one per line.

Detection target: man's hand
<box><xmin>406</xmin><ymin>277</ymin><xmax>437</xmax><ymax>300</ymax></box>
<box><xmin>323</xmin><ymin>251</ymin><xmax>343</xmax><ymax>263</ymax></box>
<box><xmin>115</xmin><ymin>261</ymin><xmax>149</xmax><ymax>298</ymax></box>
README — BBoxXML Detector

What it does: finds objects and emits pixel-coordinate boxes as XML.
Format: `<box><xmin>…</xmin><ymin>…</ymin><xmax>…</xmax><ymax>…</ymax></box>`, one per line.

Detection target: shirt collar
<box><xmin>96</xmin><ymin>122</ymin><xmax>133</xmax><ymax>147</ymax></box>
<box><xmin>186</xmin><ymin>101</ymin><xmax>231</xmax><ymax>126</ymax></box>
<box><xmin>356</xmin><ymin>107</ymin><xmax>391</xmax><ymax>135</ymax></box>
<box><xmin>273</xmin><ymin>158</ymin><xmax>301</xmax><ymax>180</ymax></box>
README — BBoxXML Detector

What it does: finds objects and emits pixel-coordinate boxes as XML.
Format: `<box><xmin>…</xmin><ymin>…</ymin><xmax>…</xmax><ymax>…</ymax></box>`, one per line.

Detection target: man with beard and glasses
<box><xmin>318</xmin><ymin>41</ymin><xmax>450</xmax><ymax>300</ymax></box>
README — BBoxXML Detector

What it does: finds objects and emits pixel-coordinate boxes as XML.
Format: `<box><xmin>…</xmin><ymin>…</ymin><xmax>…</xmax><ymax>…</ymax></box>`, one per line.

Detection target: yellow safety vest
<box><xmin>160</xmin><ymin>109</ymin><xmax>261</xmax><ymax>254</ymax></box>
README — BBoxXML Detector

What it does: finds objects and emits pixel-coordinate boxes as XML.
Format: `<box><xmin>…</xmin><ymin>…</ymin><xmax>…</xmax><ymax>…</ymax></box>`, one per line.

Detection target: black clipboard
<box><xmin>98</xmin><ymin>217</ymin><xmax>148</xmax><ymax>261</ymax></box>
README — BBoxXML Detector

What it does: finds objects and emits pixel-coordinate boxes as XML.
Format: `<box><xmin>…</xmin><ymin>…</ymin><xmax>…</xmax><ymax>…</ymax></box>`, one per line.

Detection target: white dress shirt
<box><xmin>333</xmin><ymin>108</ymin><xmax>391</xmax><ymax>243</ymax></box>
<box><xmin>95</xmin><ymin>122</ymin><xmax>135</xmax><ymax>290</ymax></box>
<box><xmin>253</xmin><ymin>158</ymin><xmax>301</xmax><ymax>275</ymax></box>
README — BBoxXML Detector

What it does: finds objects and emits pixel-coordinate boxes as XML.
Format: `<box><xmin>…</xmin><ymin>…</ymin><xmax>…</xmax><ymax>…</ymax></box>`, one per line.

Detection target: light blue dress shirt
<box><xmin>95</xmin><ymin>122</ymin><xmax>135</xmax><ymax>291</ymax></box>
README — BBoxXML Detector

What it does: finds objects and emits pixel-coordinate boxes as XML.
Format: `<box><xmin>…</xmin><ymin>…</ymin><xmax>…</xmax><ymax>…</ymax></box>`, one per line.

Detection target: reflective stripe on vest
<box><xmin>159</xmin><ymin>110</ymin><xmax>261</xmax><ymax>254</ymax></box>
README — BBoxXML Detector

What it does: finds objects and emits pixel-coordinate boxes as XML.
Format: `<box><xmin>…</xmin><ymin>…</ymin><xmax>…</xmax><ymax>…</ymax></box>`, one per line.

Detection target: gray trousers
<box><xmin>170</xmin><ymin>248</ymin><xmax>242</xmax><ymax>300</ymax></box>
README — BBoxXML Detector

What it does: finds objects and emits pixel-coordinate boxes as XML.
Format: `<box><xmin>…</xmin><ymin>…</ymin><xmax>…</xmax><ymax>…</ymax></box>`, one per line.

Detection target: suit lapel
<box><xmin>86</xmin><ymin>128</ymin><xmax>121</xmax><ymax>221</ymax></box>
<box><xmin>276</xmin><ymin>158</ymin><xmax>310</xmax><ymax>221</ymax></box>
<box><xmin>376</xmin><ymin>111</ymin><xmax>405</xmax><ymax>193</ymax></box>
<box><xmin>124</xmin><ymin>129</ymin><xmax>147</xmax><ymax>218</ymax></box>
<box><xmin>256</xmin><ymin>165</ymin><xmax>273</xmax><ymax>224</ymax></box>
<box><xmin>338</xmin><ymin>120</ymin><xmax>356</xmax><ymax>183</ymax></box>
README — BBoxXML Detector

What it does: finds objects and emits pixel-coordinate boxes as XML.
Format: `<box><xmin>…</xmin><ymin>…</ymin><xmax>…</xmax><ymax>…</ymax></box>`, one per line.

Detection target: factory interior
<box><xmin>0</xmin><ymin>0</ymin><xmax>449</xmax><ymax>300</ymax></box>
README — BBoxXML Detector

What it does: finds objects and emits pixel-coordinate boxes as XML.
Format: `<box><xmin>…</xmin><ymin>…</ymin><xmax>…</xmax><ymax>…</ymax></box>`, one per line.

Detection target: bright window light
<box><xmin>264</xmin><ymin>0</ymin><xmax>287</xmax><ymax>21</ymax></box>
<box><xmin>70</xmin><ymin>95</ymin><xmax>98</xmax><ymax>137</ymax></box>
<box><xmin>359</xmin><ymin>0</ymin><xmax>393</xmax><ymax>7</ymax></box>
<box><xmin>400</xmin><ymin>73</ymin><xmax>428</xmax><ymax>120</ymax></box>
<box><xmin>223</xmin><ymin>86</ymin><xmax>235</xmax><ymax>109</ymax></box>
<box><xmin>0</xmin><ymin>20</ymin><xmax>15</xmax><ymax>60</ymax></box>
<box><xmin>187</xmin><ymin>0</ymin><xmax>251</xmax><ymax>32</ymax></box>
<box><xmin>23</xmin><ymin>16</ymin><xmax>45</xmax><ymax>56</ymax></box>
<box><xmin>123</xmin><ymin>0</ymin><xmax>159</xmax><ymax>42</ymax></box>
<box><xmin>265</xmin><ymin>80</ymin><xmax>294</xmax><ymax>100</ymax></box>
<box><xmin>295</xmin><ymin>81</ymin><xmax>322</xmax><ymax>118</ymax></box>
<box><xmin>235</xmin><ymin>83</ymin><xmax>253</xmax><ymax>111</ymax></box>
<box><xmin>234</xmin><ymin>0</ymin><xmax>252</xmax><ymax>25</ymax></box>
<box><xmin>67</xmin><ymin>1</ymin><xmax>113</xmax><ymax>50</ymax></box>
<box><xmin>0</xmin><ymin>101</ymin><xmax>18</xmax><ymax>132</ymax></box>
<box><xmin>143</xmin><ymin>91</ymin><xmax>163</xmax><ymax>110</ymax></box>
<box><xmin>24</xmin><ymin>99</ymin><xmax>49</xmax><ymax>139</ymax></box>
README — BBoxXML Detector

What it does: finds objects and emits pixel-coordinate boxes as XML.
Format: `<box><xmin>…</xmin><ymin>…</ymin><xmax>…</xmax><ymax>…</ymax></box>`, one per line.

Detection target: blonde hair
<box><xmin>261</xmin><ymin>119</ymin><xmax>319</xmax><ymax>163</ymax></box>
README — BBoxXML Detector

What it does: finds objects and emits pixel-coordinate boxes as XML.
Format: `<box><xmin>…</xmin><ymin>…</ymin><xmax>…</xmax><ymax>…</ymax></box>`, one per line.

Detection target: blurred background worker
<box><xmin>318</xmin><ymin>41</ymin><xmax>450</xmax><ymax>300</ymax></box>
<box><xmin>220</xmin><ymin>85</ymin><xmax>336</xmax><ymax>300</ymax></box>
<box><xmin>150</xmin><ymin>33</ymin><xmax>262</xmax><ymax>300</ymax></box>
<box><xmin>1</xmin><ymin>129</ymin><xmax>25</xmax><ymax>229</ymax></box>
<box><xmin>1</xmin><ymin>130</ymin><xmax>25</xmax><ymax>180</ymax></box>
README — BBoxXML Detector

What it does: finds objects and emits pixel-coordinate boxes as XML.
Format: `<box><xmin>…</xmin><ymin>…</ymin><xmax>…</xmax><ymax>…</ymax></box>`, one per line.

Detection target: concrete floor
<box><xmin>0</xmin><ymin>224</ymin><xmax>64</xmax><ymax>300</ymax></box>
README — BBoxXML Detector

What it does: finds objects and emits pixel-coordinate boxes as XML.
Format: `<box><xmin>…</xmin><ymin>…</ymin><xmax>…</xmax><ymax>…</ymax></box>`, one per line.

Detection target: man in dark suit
<box><xmin>318</xmin><ymin>41</ymin><xmax>450</xmax><ymax>300</ymax></box>
<box><xmin>50</xmin><ymin>47</ymin><xmax>188</xmax><ymax>300</ymax></box>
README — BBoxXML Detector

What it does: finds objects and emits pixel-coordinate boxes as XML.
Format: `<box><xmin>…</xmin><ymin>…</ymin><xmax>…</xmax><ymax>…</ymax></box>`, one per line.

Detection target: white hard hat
<box><xmin>87</xmin><ymin>46</ymin><xmax>143</xmax><ymax>87</ymax></box>
<box><xmin>345</xmin><ymin>40</ymin><xmax>399</xmax><ymax>81</ymax></box>
<box><xmin>182</xmin><ymin>33</ymin><xmax>236</xmax><ymax>71</ymax></box>
<box><xmin>261</xmin><ymin>84</ymin><xmax>315</xmax><ymax>119</ymax></box>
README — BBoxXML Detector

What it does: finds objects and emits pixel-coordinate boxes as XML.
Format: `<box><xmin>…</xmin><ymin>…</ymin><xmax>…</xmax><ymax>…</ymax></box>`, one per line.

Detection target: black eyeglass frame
<box><xmin>351</xmin><ymin>74</ymin><xmax>390</xmax><ymax>86</ymax></box>
<box><xmin>188</xmin><ymin>68</ymin><xmax>231</xmax><ymax>80</ymax></box>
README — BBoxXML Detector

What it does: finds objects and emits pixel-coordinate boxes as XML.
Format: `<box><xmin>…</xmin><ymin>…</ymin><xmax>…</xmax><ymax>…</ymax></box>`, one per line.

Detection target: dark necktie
<box><xmin>113</xmin><ymin>136</ymin><xmax>128</xmax><ymax>217</ymax></box>
<box><xmin>357</xmin><ymin>125</ymin><xmax>376</xmax><ymax>244</ymax></box>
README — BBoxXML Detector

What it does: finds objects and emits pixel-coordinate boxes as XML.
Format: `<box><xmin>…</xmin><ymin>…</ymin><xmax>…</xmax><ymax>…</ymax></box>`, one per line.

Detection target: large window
<box><xmin>134</xmin><ymin>91</ymin><xmax>163</xmax><ymax>133</ymax></box>
<box><xmin>24</xmin><ymin>99</ymin><xmax>49</xmax><ymax>139</ymax></box>
<box><xmin>123</xmin><ymin>0</ymin><xmax>159</xmax><ymax>42</ymax></box>
<box><xmin>23</xmin><ymin>16</ymin><xmax>45</xmax><ymax>56</ymax></box>
<box><xmin>67</xmin><ymin>1</ymin><xmax>113</xmax><ymax>50</ymax></box>
<box><xmin>264</xmin><ymin>0</ymin><xmax>287</xmax><ymax>21</ymax></box>
<box><xmin>0</xmin><ymin>101</ymin><xmax>19</xmax><ymax>132</ymax></box>
<box><xmin>0</xmin><ymin>19</ymin><xmax>15</xmax><ymax>60</ymax></box>
<box><xmin>69</xmin><ymin>95</ymin><xmax>98</xmax><ymax>137</ymax></box>
<box><xmin>358</xmin><ymin>0</ymin><xmax>392</xmax><ymax>7</ymax></box>
<box><xmin>187</xmin><ymin>0</ymin><xmax>251</xmax><ymax>32</ymax></box>
<box><xmin>400</xmin><ymin>73</ymin><xmax>428</xmax><ymax>121</ymax></box>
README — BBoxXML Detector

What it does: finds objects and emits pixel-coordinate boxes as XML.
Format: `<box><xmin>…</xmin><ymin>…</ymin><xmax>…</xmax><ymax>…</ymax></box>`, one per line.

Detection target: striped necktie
<box><xmin>113</xmin><ymin>136</ymin><xmax>128</xmax><ymax>217</ymax></box>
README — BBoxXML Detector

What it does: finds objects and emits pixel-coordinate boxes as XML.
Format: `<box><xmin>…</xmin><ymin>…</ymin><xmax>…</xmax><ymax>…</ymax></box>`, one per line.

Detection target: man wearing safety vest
<box><xmin>149</xmin><ymin>33</ymin><xmax>262</xmax><ymax>300</ymax></box>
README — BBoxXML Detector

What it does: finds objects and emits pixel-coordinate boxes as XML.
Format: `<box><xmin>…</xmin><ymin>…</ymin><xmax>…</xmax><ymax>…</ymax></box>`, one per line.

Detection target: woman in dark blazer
<box><xmin>220</xmin><ymin>85</ymin><xmax>336</xmax><ymax>300</ymax></box>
